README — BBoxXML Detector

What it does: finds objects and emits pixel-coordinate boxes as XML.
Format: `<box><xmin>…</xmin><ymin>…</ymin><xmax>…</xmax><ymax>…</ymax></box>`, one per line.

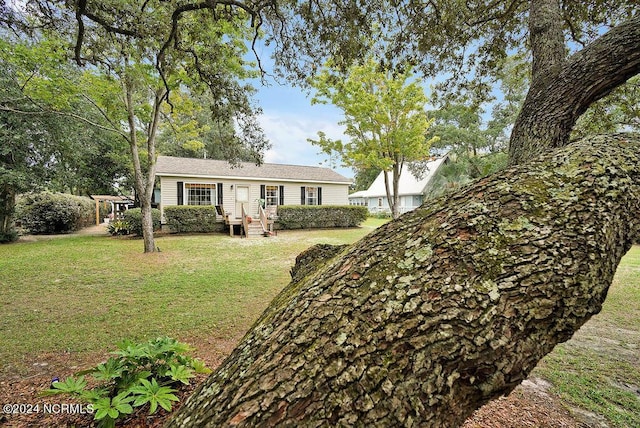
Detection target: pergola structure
<box><xmin>90</xmin><ymin>195</ymin><xmax>134</xmax><ymax>225</ymax></box>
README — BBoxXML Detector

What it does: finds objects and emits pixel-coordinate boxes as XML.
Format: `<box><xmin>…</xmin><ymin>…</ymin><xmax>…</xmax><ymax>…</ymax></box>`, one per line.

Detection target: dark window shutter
<box><xmin>177</xmin><ymin>181</ymin><xmax>183</xmax><ymax>205</ymax></box>
<box><xmin>260</xmin><ymin>185</ymin><xmax>266</xmax><ymax>200</ymax></box>
<box><xmin>300</xmin><ymin>187</ymin><xmax>306</xmax><ymax>205</ymax></box>
<box><xmin>217</xmin><ymin>183</ymin><xmax>223</xmax><ymax>205</ymax></box>
<box><xmin>318</xmin><ymin>187</ymin><xmax>322</xmax><ymax>205</ymax></box>
<box><xmin>279</xmin><ymin>186</ymin><xmax>284</xmax><ymax>205</ymax></box>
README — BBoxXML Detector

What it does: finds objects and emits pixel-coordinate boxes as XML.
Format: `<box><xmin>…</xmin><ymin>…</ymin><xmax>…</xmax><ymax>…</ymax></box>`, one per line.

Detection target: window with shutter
<box><xmin>304</xmin><ymin>187</ymin><xmax>318</xmax><ymax>205</ymax></box>
<box><xmin>265</xmin><ymin>185</ymin><xmax>279</xmax><ymax>206</ymax></box>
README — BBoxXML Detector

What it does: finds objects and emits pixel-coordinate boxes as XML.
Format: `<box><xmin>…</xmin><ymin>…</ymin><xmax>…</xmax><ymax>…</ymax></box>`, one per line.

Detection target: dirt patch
<box><xmin>463</xmin><ymin>378</ymin><xmax>590</xmax><ymax>428</ymax></box>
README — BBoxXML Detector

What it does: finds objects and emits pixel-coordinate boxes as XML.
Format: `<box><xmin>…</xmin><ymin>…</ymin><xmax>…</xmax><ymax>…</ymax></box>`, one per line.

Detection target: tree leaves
<box><xmin>310</xmin><ymin>57</ymin><xmax>436</xmax><ymax>172</ymax></box>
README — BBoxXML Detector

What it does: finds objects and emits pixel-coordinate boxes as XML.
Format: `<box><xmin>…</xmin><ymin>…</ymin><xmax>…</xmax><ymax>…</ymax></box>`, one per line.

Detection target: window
<box><xmin>186</xmin><ymin>183</ymin><xmax>216</xmax><ymax>205</ymax></box>
<box><xmin>265</xmin><ymin>185</ymin><xmax>279</xmax><ymax>206</ymax></box>
<box><xmin>306</xmin><ymin>187</ymin><xmax>318</xmax><ymax>205</ymax></box>
<box><xmin>301</xmin><ymin>186</ymin><xmax>322</xmax><ymax>205</ymax></box>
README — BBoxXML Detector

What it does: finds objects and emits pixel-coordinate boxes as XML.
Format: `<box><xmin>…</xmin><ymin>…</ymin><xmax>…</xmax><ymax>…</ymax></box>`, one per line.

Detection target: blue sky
<box><xmin>252</xmin><ymin>81</ymin><xmax>353</xmax><ymax>178</ymax></box>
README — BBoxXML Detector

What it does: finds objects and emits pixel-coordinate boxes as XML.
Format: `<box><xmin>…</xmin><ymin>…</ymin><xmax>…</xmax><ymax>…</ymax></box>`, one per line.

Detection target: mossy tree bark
<box><xmin>167</xmin><ymin>134</ymin><xmax>640</xmax><ymax>427</ymax></box>
<box><xmin>508</xmin><ymin>11</ymin><xmax>640</xmax><ymax>165</ymax></box>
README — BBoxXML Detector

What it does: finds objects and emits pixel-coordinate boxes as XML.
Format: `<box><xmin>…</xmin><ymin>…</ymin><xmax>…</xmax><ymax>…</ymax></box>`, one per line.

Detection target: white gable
<box><xmin>350</xmin><ymin>156</ymin><xmax>448</xmax><ymax>199</ymax></box>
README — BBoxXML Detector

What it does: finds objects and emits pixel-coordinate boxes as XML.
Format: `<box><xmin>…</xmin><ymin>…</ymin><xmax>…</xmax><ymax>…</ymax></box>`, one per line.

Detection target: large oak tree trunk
<box><xmin>167</xmin><ymin>134</ymin><xmax>640</xmax><ymax>427</ymax></box>
<box><xmin>508</xmin><ymin>14</ymin><xmax>640</xmax><ymax>165</ymax></box>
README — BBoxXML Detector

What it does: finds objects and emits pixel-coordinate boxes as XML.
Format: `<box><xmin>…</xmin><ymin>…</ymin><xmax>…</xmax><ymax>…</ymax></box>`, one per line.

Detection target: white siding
<box><xmin>159</xmin><ymin>177</ymin><xmax>177</xmax><ymax>221</ymax></box>
<box><xmin>159</xmin><ymin>176</ymin><xmax>350</xmax><ymax>223</ymax></box>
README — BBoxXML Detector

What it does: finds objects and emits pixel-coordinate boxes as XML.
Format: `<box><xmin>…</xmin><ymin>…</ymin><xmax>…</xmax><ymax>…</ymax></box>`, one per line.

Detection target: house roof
<box><xmin>90</xmin><ymin>195</ymin><xmax>134</xmax><ymax>203</ymax></box>
<box><xmin>348</xmin><ymin>155</ymin><xmax>448</xmax><ymax>199</ymax></box>
<box><xmin>155</xmin><ymin>156</ymin><xmax>352</xmax><ymax>184</ymax></box>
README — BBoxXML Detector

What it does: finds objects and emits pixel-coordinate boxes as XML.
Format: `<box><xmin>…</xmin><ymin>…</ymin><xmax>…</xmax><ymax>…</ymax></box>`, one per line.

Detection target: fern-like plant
<box><xmin>43</xmin><ymin>336</ymin><xmax>211</xmax><ymax>427</ymax></box>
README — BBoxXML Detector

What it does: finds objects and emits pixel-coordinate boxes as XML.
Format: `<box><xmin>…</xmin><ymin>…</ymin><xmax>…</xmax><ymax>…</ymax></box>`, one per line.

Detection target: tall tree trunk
<box><xmin>508</xmin><ymin>15</ymin><xmax>640</xmax><ymax>165</ymax></box>
<box><xmin>123</xmin><ymin>76</ymin><xmax>164</xmax><ymax>253</ymax></box>
<box><xmin>167</xmin><ymin>134</ymin><xmax>640</xmax><ymax>427</ymax></box>
<box><xmin>0</xmin><ymin>185</ymin><xmax>17</xmax><ymax>242</ymax></box>
<box><xmin>382</xmin><ymin>170</ymin><xmax>395</xmax><ymax>219</ymax></box>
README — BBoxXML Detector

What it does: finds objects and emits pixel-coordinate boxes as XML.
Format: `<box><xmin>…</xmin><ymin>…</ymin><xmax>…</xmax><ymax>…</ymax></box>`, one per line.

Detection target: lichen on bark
<box><xmin>167</xmin><ymin>134</ymin><xmax>640</xmax><ymax>428</ymax></box>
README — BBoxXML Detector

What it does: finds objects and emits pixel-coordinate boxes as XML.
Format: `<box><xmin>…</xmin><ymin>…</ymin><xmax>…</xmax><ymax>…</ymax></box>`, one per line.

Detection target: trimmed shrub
<box><xmin>17</xmin><ymin>192</ymin><xmax>95</xmax><ymax>234</ymax></box>
<box><xmin>122</xmin><ymin>208</ymin><xmax>161</xmax><ymax>236</ymax></box>
<box><xmin>0</xmin><ymin>228</ymin><xmax>18</xmax><ymax>243</ymax></box>
<box><xmin>276</xmin><ymin>205</ymin><xmax>368</xmax><ymax>230</ymax></box>
<box><xmin>163</xmin><ymin>206</ymin><xmax>224</xmax><ymax>233</ymax></box>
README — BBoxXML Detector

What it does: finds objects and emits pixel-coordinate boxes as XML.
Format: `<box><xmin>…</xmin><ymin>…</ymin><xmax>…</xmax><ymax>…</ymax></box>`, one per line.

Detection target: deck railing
<box><xmin>241</xmin><ymin>204</ymin><xmax>248</xmax><ymax>238</ymax></box>
<box><xmin>258</xmin><ymin>205</ymin><xmax>270</xmax><ymax>236</ymax></box>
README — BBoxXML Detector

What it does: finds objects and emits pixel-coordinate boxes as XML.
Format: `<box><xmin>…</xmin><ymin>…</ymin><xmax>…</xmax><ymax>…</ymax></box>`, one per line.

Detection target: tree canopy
<box><xmin>1</xmin><ymin>0</ymin><xmax>269</xmax><ymax>250</ymax></box>
<box><xmin>310</xmin><ymin>57</ymin><xmax>437</xmax><ymax>218</ymax></box>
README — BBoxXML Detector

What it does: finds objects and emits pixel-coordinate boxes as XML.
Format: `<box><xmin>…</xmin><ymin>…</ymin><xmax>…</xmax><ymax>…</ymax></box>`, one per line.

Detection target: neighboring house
<box><xmin>155</xmin><ymin>156</ymin><xmax>352</xmax><ymax>226</ymax></box>
<box><xmin>348</xmin><ymin>155</ymin><xmax>449</xmax><ymax>215</ymax></box>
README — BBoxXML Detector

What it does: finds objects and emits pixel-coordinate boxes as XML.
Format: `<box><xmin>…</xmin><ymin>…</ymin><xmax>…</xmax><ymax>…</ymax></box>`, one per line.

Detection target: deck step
<box><xmin>245</xmin><ymin>222</ymin><xmax>268</xmax><ymax>237</ymax></box>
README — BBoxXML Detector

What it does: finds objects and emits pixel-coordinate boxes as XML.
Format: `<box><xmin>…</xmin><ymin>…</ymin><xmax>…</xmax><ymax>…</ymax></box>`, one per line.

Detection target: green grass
<box><xmin>533</xmin><ymin>245</ymin><xmax>640</xmax><ymax>427</ymax></box>
<box><xmin>1</xmin><ymin>219</ymin><xmax>638</xmax><ymax>426</ymax></box>
<box><xmin>0</xmin><ymin>221</ymin><xmax>382</xmax><ymax>376</ymax></box>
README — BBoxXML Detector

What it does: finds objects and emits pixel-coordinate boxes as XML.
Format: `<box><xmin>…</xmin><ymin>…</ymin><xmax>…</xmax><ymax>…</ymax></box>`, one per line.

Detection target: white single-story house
<box><xmin>156</xmin><ymin>156</ymin><xmax>352</xmax><ymax>226</ymax></box>
<box><xmin>348</xmin><ymin>155</ymin><xmax>449</xmax><ymax>215</ymax></box>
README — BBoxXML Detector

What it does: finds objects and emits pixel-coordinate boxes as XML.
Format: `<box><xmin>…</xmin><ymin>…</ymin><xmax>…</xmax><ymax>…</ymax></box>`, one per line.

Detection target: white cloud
<box><xmin>258</xmin><ymin>111</ymin><xmax>351</xmax><ymax>177</ymax></box>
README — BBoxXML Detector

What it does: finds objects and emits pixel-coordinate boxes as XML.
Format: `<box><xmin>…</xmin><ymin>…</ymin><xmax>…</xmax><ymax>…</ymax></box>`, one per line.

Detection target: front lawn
<box><xmin>0</xmin><ymin>219</ymin><xmax>638</xmax><ymax>427</ymax></box>
<box><xmin>0</xmin><ymin>223</ymin><xmax>377</xmax><ymax>377</ymax></box>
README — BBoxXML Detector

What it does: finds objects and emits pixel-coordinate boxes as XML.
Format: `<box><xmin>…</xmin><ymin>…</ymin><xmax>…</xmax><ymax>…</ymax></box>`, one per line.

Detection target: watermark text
<box><xmin>2</xmin><ymin>403</ymin><xmax>94</xmax><ymax>415</ymax></box>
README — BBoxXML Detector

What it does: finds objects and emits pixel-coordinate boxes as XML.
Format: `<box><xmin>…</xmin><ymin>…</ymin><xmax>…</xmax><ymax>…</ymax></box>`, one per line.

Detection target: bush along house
<box><xmin>155</xmin><ymin>156</ymin><xmax>352</xmax><ymax>237</ymax></box>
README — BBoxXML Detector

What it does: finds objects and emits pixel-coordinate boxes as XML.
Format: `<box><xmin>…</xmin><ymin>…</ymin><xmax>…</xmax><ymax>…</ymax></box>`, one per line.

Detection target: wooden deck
<box><xmin>224</xmin><ymin>214</ymin><xmax>275</xmax><ymax>238</ymax></box>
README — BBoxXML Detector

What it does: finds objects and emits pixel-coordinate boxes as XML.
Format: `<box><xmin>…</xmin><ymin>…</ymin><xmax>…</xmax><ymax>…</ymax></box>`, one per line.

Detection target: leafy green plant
<box><xmin>163</xmin><ymin>205</ymin><xmax>223</xmax><ymax>233</ymax></box>
<box><xmin>277</xmin><ymin>205</ymin><xmax>368</xmax><ymax>229</ymax></box>
<box><xmin>129</xmin><ymin>378</ymin><xmax>179</xmax><ymax>413</ymax></box>
<box><xmin>43</xmin><ymin>336</ymin><xmax>210</xmax><ymax>427</ymax></box>
<box><xmin>107</xmin><ymin>220</ymin><xmax>130</xmax><ymax>236</ymax></box>
<box><xmin>17</xmin><ymin>192</ymin><xmax>95</xmax><ymax>234</ymax></box>
<box><xmin>122</xmin><ymin>208</ymin><xmax>161</xmax><ymax>236</ymax></box>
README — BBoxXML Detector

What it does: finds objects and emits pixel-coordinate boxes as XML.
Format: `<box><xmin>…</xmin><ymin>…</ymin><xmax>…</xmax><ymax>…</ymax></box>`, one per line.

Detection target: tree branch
<box><xmin>509</xmin><ymin>15</ymin><xmax>640</xmax><ymax>164</ymax></box>
<box><xmin>0</xmin><ymin>104</ymin><xmax>129</xmax><ymax>140</ymax></box>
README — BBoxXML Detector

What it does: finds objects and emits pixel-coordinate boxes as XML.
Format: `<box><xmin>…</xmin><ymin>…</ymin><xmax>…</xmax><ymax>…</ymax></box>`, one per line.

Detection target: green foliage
<box><xmin>163</xmin><ymin>205</ymin><xmax>224</xmax><ymax>233</ymax></box>
<box><xmin>371</xmin><ymin>211</ymin><xmax>392</xmax><ymax>219</ymax></box>
<box><xmin>428</xmin><ymin>54</ymin><xmax>529</xmax><ymax>158</ymax></box>
<box><xmin>106</xmin><ymin>220</ymin><xmax>130</xmax><ymax>236</ymax></box>
<box><xmin>43</xmin><ymin>336</ymin><xmax>210</xmax><ymax>426</ymax></box>
<box><xmin>0</xmin><ymin>228</ymin><xmax>18</xmax><ymax>243</ymax></box>
<box><xmin>425</xmin><ymin>152</ymin><xmax>508</xmax><ymax>198</ymax></box>
<box><xmin>310</xmin><ymin>57</ymin><xmax>437</xmax><ymax>218</ymax></box>
<box><xmin>0</xmin><ymin>38</ymin><xmax>129</xmax><ymax>197</ymax></box>
<box><xmin>277</xmin><ymin>205</ymin><xmax>368</xmax><ymax>230</ymax></box>
<box><xmin>17</xmin><ymin>192</ymin><xmax>95</xmax><ymax>234</ymax></box>
<box><xmin>92</xmin><ymin>392</ymin><xmax>135</xmax><ymax>426</ymax></box>
<box><xmin>129</xmin><ymin>378</ymin><xmax>179</xmax><ymax>413</ymax></box>
<box><xmin>41</xmin><ymin>375</ymin><xmax>88</xmax><ymax>396</ymax></box>
<box><xmin>310</xmin><ymin>57</ymin><xmax>436</xmax><ymax>172</ymax></box>
<box><xmin>573</xmin><ymin>76</ymin><xmax>640</xmax><ymax>139</ymax></box>
<box><xmin>122</xmin><ymin>208</ymin><xmax>161</xmax><ymax>236</ymax></box>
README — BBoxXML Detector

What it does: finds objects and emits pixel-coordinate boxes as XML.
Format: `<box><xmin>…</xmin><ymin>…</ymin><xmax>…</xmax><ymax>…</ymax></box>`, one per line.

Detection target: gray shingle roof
<box><xmin>155</xmin><ymin>156</ymin><xmax>351</xmax><ymax>184</ymax></box>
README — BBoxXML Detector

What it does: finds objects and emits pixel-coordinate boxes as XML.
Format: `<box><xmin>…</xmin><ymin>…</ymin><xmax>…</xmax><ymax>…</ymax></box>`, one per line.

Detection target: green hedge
<box><xmin>276</xmin><ymin>205</ymin><xmax>368</xmax><ymax>230</ymax></box>
<box><xmin>163</xmin><ymin>206</ymin><xmax>224</xmax><ymax>233</ymax></box>
<box><xmin>122</xmin><ymin>208</ymin><xmax>162</xmax><ymax>236</ymax></box>
<box><xmin>17</xmin><ymin>192</ymin><xmax>95</xmax><ymax>234</ymax></box>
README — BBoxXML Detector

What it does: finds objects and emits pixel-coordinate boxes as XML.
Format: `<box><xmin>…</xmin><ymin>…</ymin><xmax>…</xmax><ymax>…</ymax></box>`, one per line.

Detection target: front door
<box><xmin>235</xmin><ymin>185</ymin><xmax>249</xmax><ymax>219</ymax></box>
